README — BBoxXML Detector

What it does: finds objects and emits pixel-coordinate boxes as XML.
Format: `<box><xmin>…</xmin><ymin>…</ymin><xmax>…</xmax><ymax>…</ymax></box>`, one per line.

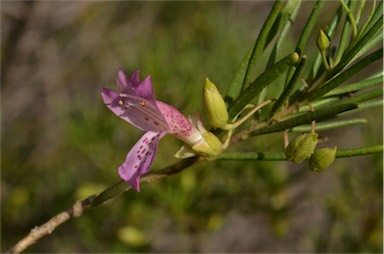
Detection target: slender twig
<box><xmin>5</xmin><ymin>201</ymin><xmax>84</xmax><ymax>254</ymax></box>
<box><xmin>216</xmin><ymin>145</ymin><xmax>383</xmax><ymax>161</ymax></box>
<box><xmin>6</xmin><ymin>157</ymin><xmax>199</xmax><ymax>254</ymax></box>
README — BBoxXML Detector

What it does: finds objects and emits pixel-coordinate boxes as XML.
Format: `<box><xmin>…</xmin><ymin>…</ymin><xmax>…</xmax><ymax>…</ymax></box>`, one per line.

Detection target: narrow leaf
<box><xmin>228</xmin><ymin>52</ymin><xmax>299</xmax><ymax>118</ymax></box>
<box><xmin>311</xmin><ymin>0</ymin><xmax>349</xmax><ymax>80</ymax></box>
<box><xmin>331</xmin><ymin>87</ymin><xmax>383</xmax><ymax>107</ymax></box>
<box><xmin>357</xmin><ymin>0</ymin><xmax>382</xmax><ymax>40</ymax></box>
<box><xmin>295</xmin><ymin>0</ymin><xmax>325</xmax><ymax>55</ymax></box>
<box><xmin>334</xmin><ymin>0</ymin><xmax>358</xmax><ymax>65</ymax></box>
<box><xmin>225</xmin><ymin>44</ymin><xmax>254</xmax><ymax>104</ymax></box>
<box><xmin>243</xmin><ymin>0</ymin><xmax>285</xmax><ymax>89</ymax></box>
<box><xmin>333</xmin><ymin>15</ymin><xmax>382</xmax><ymax>74</ymax></box>
<box><xmin>298</xmin><ymin>97</ymin><xmax>340</xmax><ymax>112</ymax></box>
<box><xmin>286</xmin><ymin>0</ymin><xmax>325</xmax><ymax>84</ymax></box>
<box><xmin>341</xmin><ymin>99</ymin><xmax>382</xmax><ymax>115</ymax></box>
<box><xmin>250</xmin><ymin>103</ymin><xmax>357</xmax><ymax>136</ymax></box>
<box><xmin>266</xmin><ymin>0</ymin><xmax>302</xmax><ymax>49</ymax></box>
<box><xmin>270</xmin><ymin>55</ymin><xmax>307</xmax><ymax>116</ymax></box>
<box><xmin>291</xmin><ymin>118</ymin><xmax>367</xmax><ymax>132</ymax></box>
<box><xmin>307</xmin><ymin>48</ymin><xmax>382</xmax><ymax>101</ymax></box>
<box><xmin>326</xmin><ymin>73</ymin><xmax>383</xmax><ymax>96</ymax></box>
<box><xmin>349</xmin><ymin>28</ymin><xmax>383</xmax><ymax>63</ymax></box>
<box><xmin>262</xmin><ymin>1</ymin><xmax>302</xmax><ymax>105</ymax></box>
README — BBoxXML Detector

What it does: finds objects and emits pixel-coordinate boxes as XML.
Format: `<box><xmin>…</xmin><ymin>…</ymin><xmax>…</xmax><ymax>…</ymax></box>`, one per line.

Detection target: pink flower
<box><xmin>101</xmin><ymin>70</ymin><xmax>204</xmax><ymax>191</ymax></box>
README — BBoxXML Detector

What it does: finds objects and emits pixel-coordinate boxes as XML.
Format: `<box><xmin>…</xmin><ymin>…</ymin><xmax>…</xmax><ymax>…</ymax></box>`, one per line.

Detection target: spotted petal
<box><xmin>101</xmin><ymin>87</ymin><xmax>167</xmax><ymax>132</ymax></box>
<box><xmin>156</xmin><ymin>101</ymin><xmax>202</xmax><ymax>145</ymax></box>
<box><xmin>118</xmin><ymin>131</ymin><xmax>166</xmax><ymax>191</ymax></box>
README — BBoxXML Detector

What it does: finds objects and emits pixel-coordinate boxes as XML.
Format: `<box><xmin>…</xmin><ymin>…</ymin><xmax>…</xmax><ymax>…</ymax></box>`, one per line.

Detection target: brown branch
<box><xmin>6</xmin><ymin>157</ymin><xmax>199</xmax><ymax>254</ymax></box>
<box><xmin>5</xmin><ymin>201</ymin><xmax>83</xmax><ymax>254</ymax></box>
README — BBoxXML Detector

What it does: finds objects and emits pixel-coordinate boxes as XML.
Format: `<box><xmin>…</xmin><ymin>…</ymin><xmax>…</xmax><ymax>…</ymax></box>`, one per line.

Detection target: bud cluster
<box><xmin>285</xmin><ymin>132</ymin><xmax>337</xmax><ymax>172</ymax></box>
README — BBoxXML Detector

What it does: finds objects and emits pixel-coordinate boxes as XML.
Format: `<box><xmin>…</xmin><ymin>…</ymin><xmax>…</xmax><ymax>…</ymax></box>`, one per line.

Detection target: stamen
<box><xmin>119</xmin><ymin>94</ymin><xmax>168</xmax><ymax>129</ymax></box>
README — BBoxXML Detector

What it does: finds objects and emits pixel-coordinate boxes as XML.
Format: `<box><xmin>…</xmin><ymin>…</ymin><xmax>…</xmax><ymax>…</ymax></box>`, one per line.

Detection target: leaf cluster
<box><xmin>223</xmin><ymin>0</ymin><xmax>382</xmax><ymax>157</ymax></box>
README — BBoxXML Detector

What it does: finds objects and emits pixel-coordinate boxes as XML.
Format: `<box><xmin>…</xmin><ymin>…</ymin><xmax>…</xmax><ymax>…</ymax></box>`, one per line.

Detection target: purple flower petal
<box><xmin>117</xmin><ymin>70</ymin><xmax>135</xmax><ymax>95</ymax></box>
<box><xmin>156</xmin><ymin>101</ymin><xmax>202</xmax><ymax>145</ymax></box>
<box><xmin>118</xmin><ymin>131</ymin><xmax>166</xmax><ymax>191</ymax></box>
<box><xmin>117</xmin><ymin>70</ymin><xmax>158</xmax><ymax>109</ymax></box>
<box><xmin>134</xmin><ymin>76</ymin><xmax>157</xmax><ymax>106</ymax></box>
<box><xmin>101</xmin><ymin>87</ymin><xmax>168</xmax><ymax>132</ymax></box>
<box><xmin>129</xmin><ymin>70</ymin><xmax>141</xmax><ymax>89</ymax></box>
<box><xmin>101</xmin><ymin>87</ymin><xmax>119</xmax><ymax>104</ymax></box>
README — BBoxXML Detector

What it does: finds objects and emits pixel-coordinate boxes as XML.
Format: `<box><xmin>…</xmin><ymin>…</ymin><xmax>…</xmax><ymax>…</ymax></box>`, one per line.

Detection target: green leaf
<box><xmin>243</xmin><ymin>0</ymin><xmax>285</xmax><ymax>89</ymax></box>
<box><xmin>334</xmin><ymin>0</ymin><xmax>358</xmax><ymax>65</ymax></box>
<box><xmin>357</xmin><ymin>0</ymin><xmax>382</xmax><ymax>40</ymax></box>
<box><xmin>285</xmin><ymin>0</ymin><xmax>325</xmax><ymax>84</ymax></box>
<box><xmin>331</xmin><ymin>87</ymin><xmax>383</xmax><ymax>107</ymax></box>
<box><xmin>311</xmin><ymin>0</ymin><xmax>349</xmax><ymax>80</ymax></box>
<box><xmin>228</xmin><ymin>52</ymin><xmax>299</xmax><ymax>118</ymax></box>
<box><xmin>261</xmin><ymin>0</ymin><xmax>302</xmax><ymax>106</ymax></box>
<box><xmin>291</xmin><ymin>118</ymin><xmax>367</xmax><ymax>132</ymax></box>
<box><xmin>266</xmin><ymin>0</ymin><xmax>302</xmax><ymax>49</ymax></box>
<box><xmin>267</xmin><ymin>4</ymin><xmax>301</xmax><ymax>70</ymax></box>
<box><xmin>225</xmin><ymin>44</ymin><xmax>254</xmax><ymax>104</ymax></box>
<box><xmin>298</xmin><ymin>88</ymin><xmax>382</xmax><ymax>121</ymax></box>
<box><xmin>341</xmin><ymin>99</ymin><xmax>382</xmax><ymax>115</ymax></box>
<box><xmin>333</xmin><ymin>15</ymin><xmax>382</xmax><ymax>74</ymax></box>
<box><xmin>340</xmin><ymin>0</ymin><xmax>358</xmax><ymax>37</ymax></box>
<box><xmin>349</xmin><ymin>28</ymin><xmax>383</xmax><ymax>63</ymax></box>
<box><xmin>270</xmin><ymin>55</ymin><xmax>307</xmax><ymax>116</ymax></box>
<box><xmin>354</xmin><ymin>0</ymin><xmax>367</xmax><ymax>26</ymax></box>
<box><xmin>250</xmin><ymin>103</ymin><xmax>357</xmax><ymax>136</ymax></box>
<box><xmin>325</xmin><ymin>72</ymin><xmax>383</xmax><ymax>96</ymax></box>
<box><xmin>225</xmin><ymin>0</ymin><xmax>287</xmax><ymax>104</ymax></box>
<box><xmin>295</xmin><ymin>0</ymin><xmax>325</xmax><ymax>55</ymax></box>
<box><xmin>298</xmin><ymin>97</ymin><xmax>340</xmax><ymax>112</ymax></box>
<box><xmin>86</xmin><ymin>180</ymin><xmax>128</xmax><ymax>208</ymax></box>
<box><xmin>307</xmin><ymin>48</ymin><xmax>382</xmax><ymax>101</ymax></box>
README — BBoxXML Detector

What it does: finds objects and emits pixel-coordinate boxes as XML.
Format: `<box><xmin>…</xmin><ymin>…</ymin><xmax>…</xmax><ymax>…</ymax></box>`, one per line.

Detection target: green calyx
<box><xmin>192</xmin><ymin>131</ymin><xmax>223</xmax><ymax>157</ymax></box>
<box><xmin>309</xmin><ymin>147</ymin><xmax>337</xmax><ymax>172</ymax></box>
<box><xmin>285</xmin><ymin>133</ymin><xmax>318</xmax><ymax>163</ymax></box>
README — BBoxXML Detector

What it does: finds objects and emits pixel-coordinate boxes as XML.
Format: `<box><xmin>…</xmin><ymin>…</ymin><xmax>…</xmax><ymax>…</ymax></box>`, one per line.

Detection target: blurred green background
<box><xmin>1</xmin><ymin>1</ymin><xmax>382</xmax><ymax>253</ymax></box>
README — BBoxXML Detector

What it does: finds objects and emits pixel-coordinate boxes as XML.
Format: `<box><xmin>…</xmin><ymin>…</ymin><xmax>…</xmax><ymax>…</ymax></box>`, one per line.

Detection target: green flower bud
<box><xmin>285</xmin><ymin>133</ymin><xmax>318</xmax><ymax>163</ymax></box>
<box><xmin>309</xmin><ymin>147</ymin><xmax>337</xmax><ymax>172</ymax></box>
<box><xmin>203</xmin><ymin>78</ymin><xmax>229</xmax><ymax>129</ymax></box>
<box><xmin>192</xmin><ymin>131</ymin><xmax>223</xmax><ymax>157</ymax></box>
<box><xmin>317</xmin><ymin>29</ymin><xmax>330</xmax><ymax>50</ymax></box>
